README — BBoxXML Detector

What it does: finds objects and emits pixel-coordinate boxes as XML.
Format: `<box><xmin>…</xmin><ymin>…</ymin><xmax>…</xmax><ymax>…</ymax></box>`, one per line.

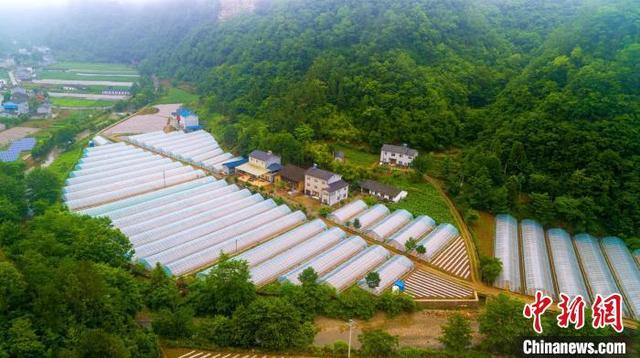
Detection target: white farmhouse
<box><xmin>380</xmin><ymin>144</ymin><xmax>418</xmax><ymax>167</ymax></box>
<box><xmin>304</xmin><ymin>166</ymin><xmax>349</xmax><ymax>206</ymax></box>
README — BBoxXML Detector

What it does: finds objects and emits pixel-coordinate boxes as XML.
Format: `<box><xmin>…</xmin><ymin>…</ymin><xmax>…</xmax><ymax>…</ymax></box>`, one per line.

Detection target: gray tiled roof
<box><xmin>327</xmin><ymin>179</ymin><xmax>349</xmax><ymax>192</ymax></box>
<box><xmin>305</xmin><ymin>166</ymin><xmax>336</xmax><ymax>181</ymax></box>
<box><xmin>280</xmin><ymin>164</ymin><xmax>306</xmax><ymax>182</ymax></box>
<box><xmin>360</xmin><ymin>179</ymin><xmax>401</xmax><ymax>197</ymax></box>
<box><xmin>249</xmin><ymin>150</ymin><xmax>280</xmax><ymax>162</ymax></box>
<box><xmin>381</xmin><ymin>144</ymin><xmax>418</xmax><ymax>156</ymax></box>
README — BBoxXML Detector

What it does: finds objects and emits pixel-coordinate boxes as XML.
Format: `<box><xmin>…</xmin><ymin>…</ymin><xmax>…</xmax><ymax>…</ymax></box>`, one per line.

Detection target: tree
<box><xmin>365</xmin><ymin>272</ymin><xmax>380</xmax><ymax>289</ymax></box>
<box><xmin>479</xmin><ymin>294</ymin><xmax>532</xmax><ymax>354</ymax></box>
<box><xmin>232</xmin><ymin>297</ymin><xmax>315</xmax><ymax>350</ymax></box>
<box><xmin>479</xmin><ymin>256</ymin><xmax>502</xmax><ymax>284</ymax></box>
<box><xmin>358</xmin><ymin>329</ymin><xmax>399</xmax><ymax>358</ymax></box>
<box><xmin>6</xmin><ymin>318</ymin><xmax>45</xmax><ymax>358</ymax></box>
<box><xmin>353</xmin><ymin>218</ymin><xmax>361</xmax><ymax>229</ymax></box>
<box><xmin>404</xmin><ymin>237</ymin><xmax>417</xmax><ymax>252</ymax></box>
<box><xmin>71</xmin><ymin>329</ymin><xmax>129</xmax><ymax>358</ymax></box>
<box><xmin>191</xmin><ymin>255</ymin><xmax>256</xmax><ymax>316</ymax></box>
<box><xmin>376</xmin><ymin>291</ymin><xmax>416</xmax><ymax>317</ymax></box>
<box><xmin>144</xmin><ymin>264</ymin><xmax>180</xmax><ymax>311</ymax></box>
<box><xmin>319</xmin><ymin>206</ymin><xmax>332</xmax><ymax>217</ymax></box>
<box><xmin>439</xmin><ymin>314</ymin><xmax>472</xmax><ymax>353</ymax></box>
<box><xmin>194</xmin><ymin>315</ymin><xmax>233</xmax><ymax>347</ymax></box>
<box><xmin>152</xmin><ymin>307</ymin><xmax>194</xmax><ymax>340</ymax></box>
<box><xmin>415</xmin><ymin>245</ymin><xmax>426</xmax><ymax>255</ymax></box>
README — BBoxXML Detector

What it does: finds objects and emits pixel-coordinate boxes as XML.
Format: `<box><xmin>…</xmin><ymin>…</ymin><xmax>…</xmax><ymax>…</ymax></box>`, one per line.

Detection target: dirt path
<box><xmin>425</xmin><ymin>176</ymin><xmax>479</xmax><ymax>282</ymax></box>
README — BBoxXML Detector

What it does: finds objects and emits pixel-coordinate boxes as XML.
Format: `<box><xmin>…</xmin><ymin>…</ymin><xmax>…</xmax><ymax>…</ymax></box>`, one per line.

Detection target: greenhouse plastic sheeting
<box><xmin>250</xmin><ymin>227</ymin><xmax>347</xmax><ymax>287</ymax></box>
<box><xmin>202</xmin><ymin>153</ymin><xmax>233</xmax><ymax>167</ymax></box>
<box><xmin>78</xmin><ymin>177</ymin><xmax>215</xmax><ymax>216</ymax></box>
<box><xmin>177</xmin><ymin>145</ymin><xmax>220</xmax><ymax>161</ymax></box>
<box><xmin>64</xmin><ymin>162</ymin><xmax>183</xmax><ymax>193</ymax></box>
<box><xmin>64</xmin><ymin>166</ymin><xmax>195</xmax><ymax>201</ymax></box>
<box><xmin>70</xmin><ymin>155</ymin><xmax>167</xmax><ymax>177</ymax></box>
<box><xmin>573</xmin><ymin>234</ymin><xmax>620</xmax><ymax>302</ymax></box>
<box><xmin>521</xmin><ymin>219</ymin><xmax>555</xmax><ymax>298</ymax></box>
<box><xmin>84</xmin><ymin>141</ymin><xmax>126</xmax><ymax>153</ymax></box>
<box><xmin>166</xmin><ymin>211</ymin><xmax>307</xmax><ymax>276</ymax></box>
<box><xmin>601</xmin><ymin>237</ymin><xmax>640</xmax><ymax>319</ymax></box>
<box><xmin>351</xmin><ymin>204</ymin><xmax>390</xmax><ymax>229</ymax></box>
<box><xmin>191</xmin><ymin>148</ymin><xmax>224</xmax><ymax>164</ymax></box>
<box><xmin>143</xmin><ymin>204</ymin><xmax>291</xmax><ymax>268</ymax></box>
<box><xmin>387</xmin><ymin>215</ymin><xmax>436</xmax><ymax>251</ymax></box>
<box><xmin>320</xmin><ymin>245</ymin><xmax>391</xmax><ymax>292</ymax></box>
<box><xmin>357</xmin><ymin>255</ymin><xmax>414</xmax><ymax>295</ymax></box>
<box><xmin>229</xmin><ymin>219</ymin><xmax>326</xmax><ymax>268</ymax></box>
<box><xmin>66</xmin><ymin>170</ymin><xmax>205</xmax><ymax>210</ymax></box>
<box><xmin>328</xmin><ymin>200</ymin><xmax>367</xmax><ymax>224</ymax></box>
<box><xmin>112</xmin><ymin>184</ymin><xmax>237</xmax><ymax>228</ymax></box>
<box><xmin>493</xmin><ymin>214</ymin><xmax>521</xmax><ymax>292</ymax></box>
<box><xmin>130</xmin><ymin>193</ymin><xmax>267</xmax><ymax>247</ymax></box>
<box><xmin>67</xmin><ymin>157</ymin><xmax>173</xmax><ymax>181</ymax></box>
<box><xmin>417</xmin><ymin>223</ymin><xmax>459</xmax><ymax>261</ymax></box>
<box><xmin>280</xmin><ymin>236</ymin><xmax>368</xmax><ymax>285</ymax></box>
<box><xmin>74</xmin><ymin>152</ymin><xmax>156</xmax><ymax>172</ymax></box>
<box><xmin>76</xmin><ymin>150</ymin><xmax>152</xmax><ymax>169</ymax></box>
<box><xmin>547</xmin><ymin>228</ymin><xmax>589</xmax><ymax>299</ymax></box>
<box><xmin>78</xmin><ymin>147</ymin><xmax>146</xmax><ymax>164</ymax></box>
<box><xmin>122</xmin><ymin>189</ymin><xmax>253</xmax><ymax>238</ymax></box>
<box><xmin>82</xmin><ymin>144</ymin><xmax>131</xmax><ymax>159</ymax></box>
<box><xmin>366</xmin><ymin>209</ymin><xmax>412</xmax><ymax>241</ymax></box>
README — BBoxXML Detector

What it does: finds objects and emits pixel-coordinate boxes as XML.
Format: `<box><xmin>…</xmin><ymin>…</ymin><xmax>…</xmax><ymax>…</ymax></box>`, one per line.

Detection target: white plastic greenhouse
<box><xmin>124</xmin><ymin>190</ymin><xmax>254</xmax><ymax>239</ymax></box>
<box><xmin>520</xmin><ymin>219</ymin><xmax>555</xmax><ymax>298</ymax></box>
<box><xmin>351</xmin><ymin>204</ymin><xmax>390</xmax><ymax>230</ymax></box>
<box><xmin>417</xmin><ymin>223</ymin><xmax>459</xmax><ymax>261</ymax></box>
<box><xmin>131</xmin><ymin>197</ymin><xmax>274</xmax><ymax>247</ymax></box>
<box><xmin>66</xmin><ymin>170</ymin><xmax>205</xmax><ymax>210</ymax></box>
<box><xmin>69</xmin><ymin>155</ymin><xmax>169</xmax><ymax>177</ymax></box>
<box><xmin>493</xmin><ymin>214</ymin><xmax>521</xmax><ymax>292</ymax></box>
<box><xmin>228</xmin><ymin>219</ymin><xmax>327</xmax><ymax>269</ymax></box>
<box><xmin>279</xmin><ymin>236</ymin><xmax>368</xmax><ymax>285</ymax></box>
<box><xmin>130</xmin><ymin>194</ymin><xmax>265</xmax><ymax>255</ymax></box>
<box><xmin>84</xmin><ymin>141</ymin><xmax>125</xmax><ymax>153</ymax></box>
<box><xmin>573</xmin><ymin>234</ymin><xmax>620</xmax><ymax>302</ymax></box>
<box><xmin>547</xmin><ymin>228</ymin><xmax>589</xmax><ymax>299</ymax></box>
<box><xmin>320</xmin><ymin>245</ymin><xmax>391</xmax><ymax>292</ymax></box>
<box><xmin>250</xmin><ymin>227</ymin><xmax>347</xmax><ymax>287</ymax></box>
<box><xmin>67</xmin><ymin>157</ymin><xmax>173</xmax><ymax>181</ymax></box>
<box><xmin>64</xmin><ymin>162</ymin><xmax>184</xmax><ymax>193</ymax></box>
<box><xmin>366</xmin><ymin>209</ymin><xmax>413</xmax><ymax>241</ymax></box>
<box><xmin>386</xmin><ymin>215</ymin><xmax>436</xmax><ymax>251</ymax></box>
<box><xmin>357</xmin><ymin>255</ymin><xmax>414</xmax><ymax>295</ymax></box>
<box><xmin>142</xmin><ymin>204</ymin><xmax>292</xmax><ymax>268</ymax></box>
<box><xmin>600</xmin><ymin>237</ymin><xmax>640</xmax><ymax>319</ymax></box>
<box><xmin>164</xmin><ymin>211</ymin><xmax>307</xmax><ymax>276</ymax></box>
<box><xmin>328</xmin><ymin>200</ymin><xmax>368</xmax><ymax>224</ymax></box>
<box><xmin>110</xmin><ymin>184</ymin><xmax>237</xmax><ymax>228</ymax></box>
<box><xmin>80</xmin><ymin>177</ymin><xmax>218</xmax><ymax>218</ymax></box>
<box><xmin>196</xmin><ymin>220</ymin><xmax>327</xmax><ymax>278</ymax></box>
<box><xmin>634</xmin><ymin>249</ymin><xmax>640</xmax><ymax>265</ymax></box>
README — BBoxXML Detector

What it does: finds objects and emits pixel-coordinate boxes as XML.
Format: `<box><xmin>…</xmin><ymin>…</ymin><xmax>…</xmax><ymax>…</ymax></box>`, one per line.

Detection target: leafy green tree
<box><xmin>353</xmin><ymin>218</ymin><xmax>361</xmax><ymax>229</ymax></box>
<box><xmin>415</xmin><ymin>245</ymin><xmax>426</xmax><ymax>255</ymax></box>
<box><xmin>479</xmin><ymin>294</ymin><xmax>532</xmax><ymax>354</ymax></box>
<box><xmin>232</xmin><ymin>297</ymin><xmax>315</xmax><ymax>350</ymax></box>
<box><xmin>439</xmin><ymin>314</ymin><xmax>472</xmax><ymax>353</ymax></box>
<box><xmin>190</xmin><ymin>255</ymin><xmax>256</xmax><ymax>316</ymax></box>
<box><xmin>376</xmin><ymin>291</ymin><xmax>416</xmax><ymax>317</ymax></box>
<box><xmin>404</xmin><ymin>237</ymin><xmax>417</xmax><ymax>252</ymax></box>
<box><xmin>0</xmin><ymin>261</ymin><xmax>26</xmax><ymax>313</ymax></box>
<box><xmin>71</xmin><ymin>329</ymin><xmax>129</xmax><ymax>358</ymax></box>
<box><xmin>326</xmin><ymin>287</ymin><xmax>376</xmax><ymax>320</ymax></box>
<box><xmin>25</xmin><ymin>169</ymin><xmax>60</xmax><ymax>205</ymax></box>
<box><xmin>194</xmin><ymin>315</ymin><xmax>233</xmax><ymax>347</ymax></box>
<box><xmin>7</xmin><ymin>318</ymin><xmax>45</xmax><ymax>358</ymax></box>
<box><xmin>479</xmin><ymin>256</ymin><xmax>502</xmax><ymax>284</ymax></box>
<box><xmin>144</xmin><ymin>264</ymin><xmax>180</xmax><ymax>311</ymax></box>
<box><xmin>365</xmin><ymin>272</ymin><xmax>380</xmax><ymax>289</ymax></box>
<box><xmin>358</xmin><ymin>329</ymin><xmax>399</xmax><ymax>358</ymax></box>
<box><xmin>152</xmin><ymin>307</ymin><xmax>194</xmax><ymax>340</ymax></box>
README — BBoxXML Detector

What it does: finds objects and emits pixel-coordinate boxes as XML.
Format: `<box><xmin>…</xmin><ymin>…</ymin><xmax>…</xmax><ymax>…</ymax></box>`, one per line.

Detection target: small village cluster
<box><xmin>222</xmin><ymin>142</ymin><xmax>417</xmax><ymax>206</ymax></box>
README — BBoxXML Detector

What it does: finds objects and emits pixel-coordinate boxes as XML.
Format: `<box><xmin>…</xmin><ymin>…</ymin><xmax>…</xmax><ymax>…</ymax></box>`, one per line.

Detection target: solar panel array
<box><xmin>492</xmin><ymin>217</ymin><xmax>640</xmax><ymax>319</ymax></box>
<box><xmin>0</xmin><ymin>137</ymin><xmax>36</xmax><ymax>162</ymax></box>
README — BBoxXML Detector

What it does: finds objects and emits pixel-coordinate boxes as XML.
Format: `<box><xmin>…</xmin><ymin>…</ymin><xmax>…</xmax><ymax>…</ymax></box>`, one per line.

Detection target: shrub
<box><xmin>376</xmin><ymin>291</ymin><xmax>416</xmax><ymax>317</ymax></box>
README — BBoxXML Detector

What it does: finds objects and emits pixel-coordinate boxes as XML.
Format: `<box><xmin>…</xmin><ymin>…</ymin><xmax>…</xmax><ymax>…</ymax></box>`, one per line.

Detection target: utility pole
<box><xmin>347</xmin><ymin>319</ymin><xmax>355</xmax><ymax>358</ymax></box>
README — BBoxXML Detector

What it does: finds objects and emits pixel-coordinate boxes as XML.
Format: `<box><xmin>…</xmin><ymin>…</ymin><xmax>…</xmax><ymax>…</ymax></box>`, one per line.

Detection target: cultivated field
<box><xmin>104</xmin><ymin>103</ymin><xmax>181</xmax><ymax>135</ymax></box>
<box><xmin>33</xmin><ymin>79</ymin><xmax>134</xmax><ymax>87</ymax></box>
<box><xmin>50</xmin><ymin>97</ymin><xmax>116</xmax><ymax>108</ymax></box>
<box><xmin>0</xmin><ymin>127</ymin><xmax>39</xmax><ymax>146</ymax></box>
<box><xmin>49</xmin><ymin>92</ymin><xmax>128</xmax><ymax>101</ymax></box>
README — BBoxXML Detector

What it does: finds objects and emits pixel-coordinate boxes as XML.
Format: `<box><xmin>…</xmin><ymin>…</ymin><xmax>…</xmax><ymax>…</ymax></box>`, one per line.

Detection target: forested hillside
<box><xmin>142</xmin><ymin>0</ymin><xmax>640</xmax><ymax>246</ymax></box>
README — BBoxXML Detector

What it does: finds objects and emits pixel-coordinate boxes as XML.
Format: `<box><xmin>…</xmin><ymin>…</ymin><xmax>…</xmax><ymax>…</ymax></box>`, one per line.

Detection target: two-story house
<box><xmin>380</xmin><ymin>144</ymin><xmax>418</xmax><ymax>167</ymax></box>
<box><xmin>235</xmin><ymin>150</ymin><xmax>282</xmax><ymax>183</ymax></box>
<box><xmin>304</xmin><ymin>166</ymin><xmax>349</xmax><ymax>206</ymax></box>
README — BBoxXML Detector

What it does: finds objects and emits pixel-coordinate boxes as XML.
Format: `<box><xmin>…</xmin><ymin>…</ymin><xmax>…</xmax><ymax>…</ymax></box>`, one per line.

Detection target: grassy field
<box><xmin>379</xmin><ymin>174</ymin><xmax>457</xmax><ymax>225</ymax></box>
<box><xmin>333</xmin><ymin>143</ymin><xmax>378</xmax><ymax>167</ymax></box>
<box><xmin>51</xmin><ymin>97</ymin><xmax>117</xmax><ymax>108</ymax></box>
<box><xmin>48</xmin><ymin>62</ymin><xmax>137</xmax><ymax>73</ymax></box>
<box><xmin>39</xmin><ymin>70</ymin><xmax>137</xmax><ymax>82</ymax></box>
<box><xmin>155</xmin><ymin>86</ymin><xmax>198</xmax><ymax>105</ymax></box>
<box><xmin>471</xmin><ymin>211</ymin><xmax>496</xmax><ymax>257</ymax></box>
<box><xmin>48</xmin><ymin>137</ymin><xmax>91</xmax><ymax>181</ymax></box>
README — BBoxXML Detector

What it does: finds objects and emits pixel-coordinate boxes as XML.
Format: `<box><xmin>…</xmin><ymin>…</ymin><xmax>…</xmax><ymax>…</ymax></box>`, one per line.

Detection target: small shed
<box><xmin>360</xmin><ymin>179</ymin><xmax>407</xmax><ymax>203</ymax></box>
<box><xmin>277</xmin><ymin>164</ymin><xmax>306</xmax><ymax>192</ymax></box>
<box><xmin>222</xmin><ymin>157</ymin><xmax>249</xmax><ymax>175</ymax></box>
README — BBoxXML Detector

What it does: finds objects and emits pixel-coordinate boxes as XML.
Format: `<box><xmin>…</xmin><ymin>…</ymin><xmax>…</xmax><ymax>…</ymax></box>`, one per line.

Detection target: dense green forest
<box><xmin>142</xmin><ymin>0</ymin><xmax>640</xmax><ymax>247</ymax></box>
